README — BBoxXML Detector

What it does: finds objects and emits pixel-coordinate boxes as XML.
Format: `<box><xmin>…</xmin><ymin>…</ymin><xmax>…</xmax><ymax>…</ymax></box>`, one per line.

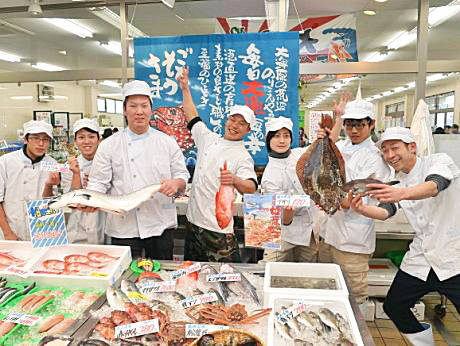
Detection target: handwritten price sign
<box><xmin>274</xmin><ymin>194</ymin><xmax>310</xmax><ymax>207</ymax></box>
<box><xmin>170</xmin><ymin>262</ymin><xmax>201</xmax><ymax>281</ymax></box>
<box><xmin>179</xmin><ymin>292</ymin><xmax>219</xmax><ymax>309</ymax></box>
<box><xmin>206</xmin><ymin>273</ymin><xmax>241</xmax><ymax>282</ymax></box>
<box><xmin>138</xmin><ymin>280</ymin><xmax>176</xmax><ymax>294</ymax></box>
<box><xmin>40</xmin><ymin>161</ymin><xmax>70</xmax><ymax>173</ymax></box>
<box><xmin>115</xmin><ymin>319</ymin><xmax>159</xmax><ymax>339</ymax></box>
<box><xmin>185</xmin><ymin>324</ymin><xmax>229</xmax><ymax>338</ymax></box>
<box><xmin>276</xmin><ymin>303</ymin><xmax>310</xmax><ymax>325</ymax></box>
<box><xmin>3</xmin><ymin>312</ymin><xmax>40</xmax><ymax>326</ymax></box>
<box><xmin>4</xmin><ymin>265</ymin><xmax>30</xmax><ymax>279</ymax></box>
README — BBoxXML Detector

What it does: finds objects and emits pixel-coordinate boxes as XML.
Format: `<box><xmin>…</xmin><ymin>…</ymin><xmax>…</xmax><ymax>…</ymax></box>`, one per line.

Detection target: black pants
<box><xmin>384</xmin><ymin>268</ymin><xmax>460</xmax><ymax>333</ymax></box>
<box><xmin>111</xmin><ymin>228</ymin><xmax>174</xmax><ymax>260</ymax></box>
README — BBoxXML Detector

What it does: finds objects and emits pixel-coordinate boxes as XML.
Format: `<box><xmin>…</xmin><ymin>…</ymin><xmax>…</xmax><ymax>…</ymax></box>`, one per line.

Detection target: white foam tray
<box><xmin>267</xmin><ymin>293</ymin><xmax>364</xmax><ymax>346</ymax></box>
<box><xmin>368</xmin><ymin>259</ymin><xmax>398</xmax><ymax>297</ymax></box>
<box><xmin>264</xmin><ymin>262</ymin><xmax>348</xmax><ymax>305</ymax></box>
<box><xmin>0</xmin><ymin>240</ymin><xmax>46</xmax><ymax>271</ymax></box>
<box><xmin>3</xmin><ymin>242</ymin><xmax>131</xmax><ymax>289</ymax></box>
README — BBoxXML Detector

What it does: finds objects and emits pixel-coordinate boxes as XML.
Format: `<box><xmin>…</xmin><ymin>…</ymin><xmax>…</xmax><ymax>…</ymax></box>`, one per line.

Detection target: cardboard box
<box><xmin>374</xmin><ymin>298</ymin><xmax>425</xmax><ymax>321</ymax></box>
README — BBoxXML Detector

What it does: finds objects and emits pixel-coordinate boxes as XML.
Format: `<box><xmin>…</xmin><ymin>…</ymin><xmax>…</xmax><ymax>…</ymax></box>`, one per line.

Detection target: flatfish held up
<box><xmin>296</xmin><ymin>115</ymin><xmax>345</xmax><ymax>215</ymax></box>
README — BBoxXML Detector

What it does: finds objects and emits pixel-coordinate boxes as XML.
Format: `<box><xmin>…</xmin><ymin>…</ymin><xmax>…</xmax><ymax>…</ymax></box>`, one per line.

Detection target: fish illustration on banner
<box><xmin>134</xmin><ymin>32</ymin><xmax>299</xmax><ymax>166</ymax></box>
<box><xmin>26</xmin><ymin>199</ymin><xmax>68</xmax><ymax>248</ymax></box>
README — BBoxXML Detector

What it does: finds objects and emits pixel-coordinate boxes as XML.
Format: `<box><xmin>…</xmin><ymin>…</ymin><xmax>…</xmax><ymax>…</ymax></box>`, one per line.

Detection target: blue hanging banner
<box><xmin>26</xmin><ymin>199</ymin><xmax>68</xmax><ymax>248</ymax></box>
<box><xmin>134</xmin><ymin>32</ymin><xmax>299</xmax><ymax>166</ymax></box>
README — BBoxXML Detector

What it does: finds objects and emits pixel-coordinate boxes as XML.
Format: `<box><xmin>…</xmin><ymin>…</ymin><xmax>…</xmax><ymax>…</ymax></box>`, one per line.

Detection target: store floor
<box><xmin>369</xmin><ymin>297</ymin><xmax>460</xmax><ymax>345</ymax></box>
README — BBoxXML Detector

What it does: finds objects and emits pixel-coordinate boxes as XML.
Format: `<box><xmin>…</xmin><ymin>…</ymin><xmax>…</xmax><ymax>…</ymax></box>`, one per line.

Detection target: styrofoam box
<box><xmin>374</xmin><ymin>299</ymin><xmax>425</xmax><ymax>321</ymax></box>
<box><xmin>368</xmin><ymin>258</ymin><xmax>398</xmax><ymax>298</ymax></box>
<box><xmin>27</xmin><ymin>243</ymin><xmax>132</xmax><ymax>289</ymax></box>
<box><xmin>264</xmin><ymin>262</ymin><xmax>348</xmax><ymax>305</ymax></box>
<box><xmin>267</xmin><ymin>293</ymin><xmax>364</xmax><ymax>346</ymax></box>
<box><xmin>362</xmin><ymin>299</ymin><xmax>375</xmax><ymax>322</ymax></box>
<box><xmin>0</xmin><ymin>240</ymin><xmax>46</xmax><ymax>272</ymax></box>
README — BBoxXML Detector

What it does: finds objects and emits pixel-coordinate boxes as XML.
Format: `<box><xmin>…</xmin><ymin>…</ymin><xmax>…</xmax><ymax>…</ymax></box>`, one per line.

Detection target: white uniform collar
<box><xmin>396</xmin><ymin>157</ymin><xmax>421</xmax><ymax>181</ymax></box>
<box><xmin>126</xmin><ymin>127</ymin><xmax>150</xmax><ymax>141</ymax></box>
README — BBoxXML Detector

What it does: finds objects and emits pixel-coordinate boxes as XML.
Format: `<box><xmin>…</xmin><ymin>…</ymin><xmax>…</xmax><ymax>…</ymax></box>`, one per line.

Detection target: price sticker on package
<box><xmin>4</xmin><ymin>265</ymin><xmax>30</xmax><ymax>279</ymax></box>
<box><xmin>185</xmin><ymin>324</ymin><xmax>229</xmax><ymax>338</ymax></box>
<box><xmin>3</xmin><ymin>312</ymin><xmax>40</xmax><ymax>326</ymax></box>
<box><xmin>206</xmin><ymin>273</ymin><xmax>241</xmax><ymax>282</ymax></box>
<box><xmin>138</xmin><ymin>280</ymin><xmax>176</xmax><ymax>294</ymax></box>
<box><xmin>179</xmin><ymin>292</ymin><xmax>218</xmax><ymax>309</ymax></box>
<box><xmin>115</xmin><ymin>319</ymin><xmax>159</xmax><ymax>339</ymax></box>
<box><xmin>276</xmin><ymin>303</ymin><xmax>310</xmax><ymax>324</ymax></box>
<box><xmin>170</xmin><ymin>262</ymin><xmax>201</xmax><ymax>281</ymax></box>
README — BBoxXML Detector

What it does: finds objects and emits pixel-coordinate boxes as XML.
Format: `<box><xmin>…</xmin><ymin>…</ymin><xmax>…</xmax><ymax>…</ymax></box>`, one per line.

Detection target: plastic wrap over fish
<box><xmin>296</xmin><ymin>115</ymin><xmax>346</xmax><ymax>215</ymax></box>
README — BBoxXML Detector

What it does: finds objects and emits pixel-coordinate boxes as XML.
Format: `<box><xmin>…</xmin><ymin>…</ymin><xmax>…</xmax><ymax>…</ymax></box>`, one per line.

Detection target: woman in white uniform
<box><xmin>60</xmin><ymin>119</ymin><xmax>105</xmax><ymax>243</ymax></box>
<box><xmin>261</xmin><ymin>117</ymin><xmax>331</xmax><ymax>263</ymax></box>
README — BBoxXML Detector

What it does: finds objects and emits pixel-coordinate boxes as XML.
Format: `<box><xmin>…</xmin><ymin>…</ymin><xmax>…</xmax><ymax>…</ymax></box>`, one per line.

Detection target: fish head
<box><xmin>47</xmin><ymin>191</ymin><xmax>77</xmax><ymax>209</ymax></box>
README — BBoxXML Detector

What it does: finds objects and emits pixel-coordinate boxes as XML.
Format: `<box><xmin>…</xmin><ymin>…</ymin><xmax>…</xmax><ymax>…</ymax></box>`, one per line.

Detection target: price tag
<box><xmin>185</xmin><ymin>324</ymin><xmax>229</xmax><ymax>338</ymax></box>
<box><xmin>274</xmin><ymin>194</ymin><xmax>310</xmax><ymax>207</ymax></box>
<box><xmin>40</xmin><ymin>161</ymin><xmax>70</xmax><ymax>173</ymax></box>
<box><xmin>90</xmin><ymin>272</ymin><xmax>108</xmax><ymax>277</ymax></box>
<box><xmin>4</xmin><ymin>265</ymin><xmax>30</xmax><ymax>279</ymax></box>
<box><xmin>138</xmin><ymin>280</ymin><xmax>176</xmax><ymax>294</ymax></box>
<box><xmin>114</xmin><ymin>319</ymin><xmax>159</xmax><ymax>339</ymax></box>
<box><xmin>170</xmin><ymin>262</ymin><xmax>201</xmax><ymax>281</ymax></box>
<box><xmin>262</xmin><ymin>242</ymin><xmax>281</xmax><ymax>250</ymax></box>
<box><xmin>206</xmin><ymin>273</ymin><xmax>241</xmax><ymax>282</ymax></box>
<box><xmin>179</xmin><ymin>292</ymin><xmax>218</xmax><ymax>309</ymax></box>
<box><xmin>276</xmin><ymin>303</ymin><xmax>310</xmax><ymax>325</ymax></box>
<box><xmin>127</xmin><ymin>292</ymin><xmax>149</xmax><ymax>303</ymax></box>
<box><xmin>3</xmin><ymin>312</ymin><xmax>40</xmax><ymax>326</ymax></box>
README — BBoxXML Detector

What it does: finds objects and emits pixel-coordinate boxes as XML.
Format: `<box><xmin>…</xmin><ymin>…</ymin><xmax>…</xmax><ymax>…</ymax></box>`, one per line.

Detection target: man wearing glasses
<box><xmin>324</xmin><ymin>99</ymin><xmax>391</xmax><ymax>311</ymax></box>
<box><xmin>0</xmin><ymin>120</ymin><xmax>57</xmax><ymax>241</ymax></box>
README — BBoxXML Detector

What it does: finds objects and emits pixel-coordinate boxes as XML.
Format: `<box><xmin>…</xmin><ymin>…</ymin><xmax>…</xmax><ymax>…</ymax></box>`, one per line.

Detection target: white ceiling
<box><xmin>0</xmin><ymin>0</ymin><xmax>458</xmax><ymax>101</ymax></box>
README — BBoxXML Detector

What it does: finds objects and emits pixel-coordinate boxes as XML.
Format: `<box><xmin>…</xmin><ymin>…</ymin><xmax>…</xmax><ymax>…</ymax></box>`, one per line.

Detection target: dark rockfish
<box><xmin>296</xmin><ymin>115</ymin><xmax>346</xmax><ymax>215</ymax></box>
<box><xmin>341</xmin><ymin>178</ymin><xmax>399</xmax><ymax>195</ymax></box>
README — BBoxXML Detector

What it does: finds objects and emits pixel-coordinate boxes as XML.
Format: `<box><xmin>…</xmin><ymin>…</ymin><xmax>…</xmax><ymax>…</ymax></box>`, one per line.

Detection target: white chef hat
<box><xmin>341</xmin><ymin>99</ymin><xmax>375</xmax><ymax>120</ymax></box>
<box><xmin>376</xmin><ymin>127</ymin><xmax>416</xmax><ymax>149</ymax></box>
<box><xmin>265</xmin><ymin>116</ymin><xmax>293</xmax><ymax>136</ymax></box>
<box><xmin>228</xmin><ymin>105</ymin><xmax>256</xmax><ymax>130</ymax></box>
<box><xmin>73</xmin><ymin>118</ymin><xmax>100</xmax><ymax>135</ymax></box>
<box><xmin>122</xmin><ymin>80</ymin><xmax>152</xmax><ymax>100</ymax></box>
<box><xmin>23</xmin><ymin>120</ymin><xmax>53</xmax><ymax>139</ymax></box>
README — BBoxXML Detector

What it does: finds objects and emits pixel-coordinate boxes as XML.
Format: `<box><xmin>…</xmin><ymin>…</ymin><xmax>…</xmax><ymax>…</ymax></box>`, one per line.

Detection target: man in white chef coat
<box><xmin>349</xmin><ymin>127</ymin><xmax>460</xmax><ymax>346</ymax></box>
<box><xmin>0</xmin><ymin>120</ymin><xmax>57</xmax><ymax>241</ymax></box>
<box><xmin>177</xmin><ymin>67</ymin><xmax>257</xmax><ymax>262</ymax></box>
<box><xmin>86</xmin><ymin>80</ymin><xmax>190</xmax><ymax>259</ymax></box>
<box><xmin>324</xmin><ymin>99</ymin><xmax>391</xmax><ymax>306</ymax></box>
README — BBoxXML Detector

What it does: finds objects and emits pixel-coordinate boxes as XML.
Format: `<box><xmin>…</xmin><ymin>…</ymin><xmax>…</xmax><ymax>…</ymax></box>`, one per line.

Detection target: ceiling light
<box><xmin>161</xmin><ymin>0</ymin><xmax>175</xmax><ymax>8</ymax></box>
<box><xmin>175</xmin><ymin>14</ymin><xmax>185</xmax><ymax>21</ymax></box>
<box><xmin>428</xmin><ymin>1</ymin><xmax>460</xmax><ymax>28</ymax></box>
<box><xmin>333</xmin><ymin>82</ymin><xmax>343</xmax><ymax>88</ymax></box>
<box><xmin>326</xmin><ymin>87</ymin><xmax>335</xmax><ymax>93</ymax></box>
<box><xmin>393</xmin><ymin>86</ymin><xmax>407</xmax><ymax>93</ymax></box>
<box><xmin>407</xmin><ymin>82</ymin><xmax>416</xmax><ymax>88</ymax></box>
<box><xmin>373</xmin><ymin>94</ymin><xmax>383</xmax><ymax>99</ymax></box>
<box><xmin>10</xmin><ymin>96</ymin><xmax>33</xmax><ymax>100</ymax></box>
<box><xmin>365</xmin><ymin>97</ymin><xmax>373</xmax><ymax>101</ymax></box>
<box><xmin>363</xmin><ymin>10</ymin><xmax>376</xmax><ymax>16</ymax></box>
<box><xmin>100</xmin><ymin>41</ymin><xmax>134</xmax><ymax>58</ymax></box>
<box><xmin>387</xmin><ymin>31</ymin><xmax>417</xmax><ymax>50</ymax></box>
<box><xmin>98</xmin><ymin>93</ymin><xmax>123</xmax><ymax>98</ymax></box>
<box><xmin>28</xmin><ymin>0</ymin><xmax>42</xmax><ymax>16</ymax></box>
<box><xmin>382</xmin><ymin>91</ymin><xmax>393</xmax><ymax>96</ymax></box>
<box><xmin>101</xmin><ymin>80</ymin><xmax>120</xmax><ymax>88</ymax></box>
<box><xmin>91</xmin><ymin>7</ymin><xmax>146</xmax><ymax>38</ymax></box>
<box><xmin>43</xmin><ymin>18</ymin><xmax>94</xmax><ymax>38</ymax></box>
<box><xmin>374</xmin><ymin>0</ymin><xmax>388</xmax><ymax>2</ymax></box>
<box><xmin>0</xmin><ymin>50</ymin><xmax>21</xmax><ymax>63</ymax></box>
<box><xmin>427</xmin><ymin>74</ymin><xmax>444</xmax><ymax>82</ymax></box>
<box><xmin>366</xmin><ymin>52</ymin><xmax>387</xmax><ymax>62</ymax></box>
<box><xmin>58</xmin><ymin>50</ymin><xmax>67</xmax><ymax>55</ymax></box>
<box><xmin>32</xmin><ymin>62</ymin><xmax>65</xmax><ymax>71</ymax></box>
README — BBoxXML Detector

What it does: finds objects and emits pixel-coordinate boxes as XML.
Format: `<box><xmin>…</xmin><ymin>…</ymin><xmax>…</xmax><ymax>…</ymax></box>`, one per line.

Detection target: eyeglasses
<box><xmin>28</xmin><ymin>135</ymin><xmax>50</xmax><ymax>143</ymax></box>
<box><xmin>344</xmin><ymin>120</ymin><xmax>369</xmax><ymax>129</ymax></box>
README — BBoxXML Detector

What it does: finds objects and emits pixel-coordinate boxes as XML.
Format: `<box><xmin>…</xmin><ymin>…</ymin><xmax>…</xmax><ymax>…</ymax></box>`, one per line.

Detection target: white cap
<box><xmin>376</xmin><ymin>126</ymin><xmax>416</xmax><ymax>149</ymax></box>
<box><xmin>73</xmin><ymin>118</ymin><xmax>100</xmax><ymax>135</ymax></box>
<box><xmin>228</xmin><ymin>105</ymin><xmax>256</xmax><ymax>130</ymax></box>
<box><xmin>341</xmin><ymin>99</ymin><xmax>375</xmax><ymax>120</ymax></box>
<box><xmin>122</xmin><ymin>80</ymin><xmax>152</xmax><ymax>100</ymax></box>
<box><xmin>23</xmin><ymin>120</ymin><xmax>53</xmax><ymax>139</ymax></box>
<box><xmin>265</xmin><ymin>116</ymin><xmax>293</xmax><ymax>136</ymax></box>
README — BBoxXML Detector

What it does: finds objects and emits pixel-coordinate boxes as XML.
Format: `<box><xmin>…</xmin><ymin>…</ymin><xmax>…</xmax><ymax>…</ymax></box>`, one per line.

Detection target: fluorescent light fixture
<box><xmin>10</xmin><ymin>96</ymin><xmax>33</xmax><ymax>100</ymax></box>
<box><xmin>32</xmin><ymin>62</ymin><xmax>65</xmax><ymax>71</ymax></box>
<box><xmin>365</xmin><ymin>97</ymin><xmax>373</xmax><ymax>101</ymax></box>
<box><xmin>393</xmin><ymin>86</ymin><xmax>407</xmax><ymax>93</ymax></box>
<box><xmin>363</xmin><ymin>10</ymin><xmax>376</xmax><ymax>16</ymax></box>
<box><xmin>428</xmin><ymin>2</ymin><xmax>460</xmax><ymax>28</ymax></box>
<box><xmin>387</xmin><ymin>31</ymin><xmax>417</xmax><ymax>50</ymax></box>
<box><xmin>101</xmin><ymin>80</ymin><xmax>120</xmax><ymax>88</ymax></box>
<box><xmin>0</xmin><ymin>50</ymin><xmax>21</xmax><ymax>63</ymax></box>
<box><xmin>326</xmin><ymin>87</ymin><xmax>336</xmax><ymax>93</ymax></box>
<box><xmin>175</xmin><ymin>14</ymin><xmax>185</xmax><ymax>21</ymax></box>
<box><xmin>53</xmin><ymin>95</ymin><xmax>68</xmax><ymax>99</ymax></box>
<box><xmin>333</xmin><ymin>82</ymin><xmax>343</xmax><ymax>88</ymax></box>
<box><xmin>427</xmin><ymin>73</ymin><xmax>444</xmax><ymax>82</ymax></box>
<box><xmin>374</xmin><ymin>0</ymin><xmax>388</xmax><ymax>2</ymax></box>
<box><xmin>43</xmin><ymin>18</ymin><xmax>94</xmax><ymax>38</ymax></box>
<box><xmin>100</xmin><ymin>41</ymin><xmax>134</xmax><ymax>58</ymax></box>
<box><xmin>366</xmin><ymin>51</ymin><xmax>387</xmax><ymax>62</ymax></box>
<box><xmin>98</xmin><ymin>93</ymin><xmax>122</xmax><ymax>98</ymax></box>
<box><xmin>407</xmin><ymin>82</ymin><xmax>416</xmax><ymax>88</ymax></box>
<box><xmin>161</xmin><ymin>0</ymin><xmax>175</xmax><ymax>8</ymax></box>
<box><xmin>382</xmin><ymin>91</ymin><xmax>393</xmax><ymax>96</ymax></box>
<box><xmin>373</xmin><ymin>94</ymin><xmax>383</xmax><ymax>99</ymax></box>
<box><xmin>58</xmin><ymin>50</ymin><xmax>67</xmax><ymax>55</ymax></box>
<box><xmin>91</xmin><ymin>7</ymin><xmax>146</xmax><ymax>38</ymax></box>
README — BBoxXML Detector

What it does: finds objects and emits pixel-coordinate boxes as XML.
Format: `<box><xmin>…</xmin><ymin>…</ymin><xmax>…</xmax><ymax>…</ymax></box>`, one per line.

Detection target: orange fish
<box><xmin>215</xmin><ymin>161</ymin><xmax>234</xmax><ymax>229</ymax></box>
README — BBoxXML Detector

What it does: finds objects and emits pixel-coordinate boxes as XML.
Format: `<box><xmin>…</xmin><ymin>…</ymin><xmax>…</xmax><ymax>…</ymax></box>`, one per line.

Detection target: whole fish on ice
<box><xmin>215</xmin><ymin>161</ymin><xmax>235</xmax><ymax>229</ymax></box>
<box><xmin>47</xmin><ymin>184</ymin><xmax>162</xmax><ymax>215</ymax></box>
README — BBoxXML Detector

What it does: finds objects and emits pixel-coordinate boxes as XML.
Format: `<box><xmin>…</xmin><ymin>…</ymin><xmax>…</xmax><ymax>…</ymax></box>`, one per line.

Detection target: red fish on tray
<box><xmin>38</xmin><ymin>251</ymin><xmax>118</xmax><ymax>275</ymax></box>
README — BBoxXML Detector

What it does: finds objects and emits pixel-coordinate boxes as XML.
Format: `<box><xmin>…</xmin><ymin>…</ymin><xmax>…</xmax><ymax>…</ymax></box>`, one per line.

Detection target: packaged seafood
<box><xmin>267</xmin><ymin>294</ymin><xmax>363</xmax><ymax>346</ymax></box>
<box><xmin>264</xmin><ymin>262</ymin><xmax>348</xmax><ymax>304</ymax></box>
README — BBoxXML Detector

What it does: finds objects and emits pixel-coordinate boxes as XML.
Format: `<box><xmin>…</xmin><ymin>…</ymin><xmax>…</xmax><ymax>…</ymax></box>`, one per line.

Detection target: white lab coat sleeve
<box><xmin>191</xmin><ymin>121</ymin><xmax>213</xmax><ymax>149</ymax></box>
<box><xmin>426</xmin><ymin>153</ymin><xmax>460</xmax><ymax>181</ymax></box>
<box><xmin>169</xmin><ymin>140</ymin><xmax>191</xmax><ymax>183</ymax></box>
<box><xmin>60</xmin><ymin>172</ymin><xmax>73</xmax><ymax>193</ymax></box>
<box><xmin>236</xmin><ymin>155</ymin><xmax>257</xmax><ymax>182</ymax></box>
<box><xmin>0</xmin><ymin>157</ymin><xmax>6</xmax><ymax>202</ymax></box>
<box><xmin>261</xmin><ymin>166</ymin><xmax>283</xmax><ymax>194</ymax></box>
<box><xmin>86</xmin><ymin>142</ymin><xmax>112</xmax><ymax>193</ymax></box>
<box><xmin>355</xmin><ymin>152</ymin><xmax>390</xmax><ymax>181</ymax></box>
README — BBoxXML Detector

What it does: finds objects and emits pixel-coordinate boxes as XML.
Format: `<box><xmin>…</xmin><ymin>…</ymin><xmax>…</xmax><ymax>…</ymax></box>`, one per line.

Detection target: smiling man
<box><xmin>324</xmin><ymin>98</ymin><xmax>391</xmax><ymax>308</ymax></box>
<box><xmin>177</xmin><ymin>67</ymin><xmax>257</xmax><ymax>262</ymax></box>
<box><xmin>86</xmin><ymin>80</ymin><xmax>190</xmax><ymax>259</ymax></box>
<box><xmin>0</xmin><ymin>120</ymin><xmax>57</xmax><ymax>241</ymax></box>
<box><xmin>349</xmin><ymin>126</ymin><xmax>460</xmax><ymax>346</ymax></box>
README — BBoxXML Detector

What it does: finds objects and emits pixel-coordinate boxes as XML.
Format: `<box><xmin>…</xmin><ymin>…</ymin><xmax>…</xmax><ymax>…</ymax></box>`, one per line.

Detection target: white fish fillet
<box><xmin>47</xmin><ymin>184</ymin><xmax>161</xmax><ymax>215</ymax></box>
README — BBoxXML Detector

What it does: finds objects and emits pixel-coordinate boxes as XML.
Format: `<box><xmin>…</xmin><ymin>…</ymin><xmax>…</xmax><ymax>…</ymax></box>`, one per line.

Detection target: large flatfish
<box><xmin>296</xmin><ymin>115</ymin><xmax>345</xmax><ymax>215</ymax></box>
